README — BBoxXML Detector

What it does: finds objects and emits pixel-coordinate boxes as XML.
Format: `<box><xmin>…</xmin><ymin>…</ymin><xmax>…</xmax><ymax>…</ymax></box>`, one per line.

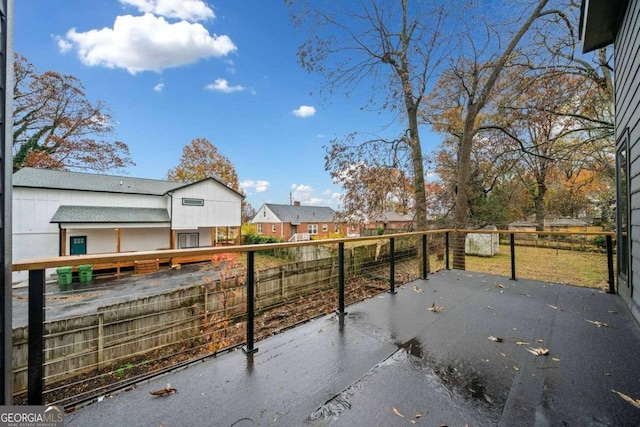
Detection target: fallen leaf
<box><xmin>516</xmin><ymin>341</ymin><xmax>529</xmax><ymax>346</ymax></box>
<box><xmin>393</xmin><ymin>407</ymin><xmax>405</xmax><ymax>418</ymax></box>
<box><xmin>526</xmin><ymin>347</ymin><xmax>550</xmax><ymax>356</ymax></box>
<box><xmin>496</xmin><ymin>283</ymin><xmax>506</xmax><ymax>289</ymax></box>
<box><xmin>536</xmin><ymin>339</ymin><xmax>544</xmax><ymax>343</ymax></box>
<box><xmin>513</xmin><ymin>366</ymin><xmax>520</xmax><ymax>371</ymax></box>
<box><xmin>608</xmin><ymin>310</ymin><xmax>617</xmax><ymax>314</ymax></box>
<box><xmin>428</xmin><ymin>302</ymin><xmax>444</xmax><ymax>313</ymax></box>
<box><xmin>586</xmin><ymin>319</ymin><xmax>610</xmax><ymax>328</ymax></box>
<box><xmin>612</xmin><ymin>390</ymin><xmax>640</xmax><ymax>409</ymax></box>
<box><xmin>413</xmin><ymin>285</ymin><xmax>424</xmax><ymax>293</ymax></box>
<box><xmin>547</xmin><ymin>304</ymin><xmax>562</xmax><ymax>311</ymax></box>
<box><xmin>500</xmin><ymin>352</ymin><xmax>507</xmax><ymax>357</ymax></box>
<box><xmin>488</xmin><ymin>335</ymin><xmax>504</xmax><ymax>343</ymax></box>
<box><xmin>150</xmin><ymin>383</ymin><xmax>177</xmax><ymax>397</ymax></box>
<box><xmin>552</xmin><ymin>357</ymin><xmax>561</xmax><ymax>362</ymax></box>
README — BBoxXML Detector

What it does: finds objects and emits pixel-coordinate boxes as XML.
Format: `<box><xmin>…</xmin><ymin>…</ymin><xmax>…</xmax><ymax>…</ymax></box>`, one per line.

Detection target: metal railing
<box><xmin>11</xmin><ymin>228</ymin><xmax>616</xmax><ymax>407</ymax></box>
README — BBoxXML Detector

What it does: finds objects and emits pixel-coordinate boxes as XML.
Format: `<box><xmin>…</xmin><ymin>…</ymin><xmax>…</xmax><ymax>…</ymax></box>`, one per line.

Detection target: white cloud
<box><xmin>289</xmin><ymin>184</ymin><xmax>341</xmax><ymax>207</ymax></box>
<box><xmin>292</xmin><ymin>105</ymin><xmax>316</xmax><ymax>118</ymax></box>
<box><xmin>120</xmin><ymin>0</ymin><xmax>214</xmax><ymax>21</ymax></box>
<box><xmin>240</xmin><ymin>180</ymin><xmax>270</xmax><ymax>193</ymax></box>
<box><xmin>291</xmin><ymin>183</ymin><xmax>313</xmax><ymax>201</ymax></box>
<box><xmin>224</xmin><ymin>59</ymin><xmax>236</xmax><ymax>74</ymax></box>
<box><xmin>205</xmin><ymin>78</ymin><xmax>245</xmax><ymax>93</ymax></box>
<box><xmin>59</xmin><ymin>13</ymin><xmax>236</xmax><ymax>74</ymax></box>
<box><xmin>153</xmin><ymin>82</ymin><xmax>164</xmax><ymax>92</ymax></box>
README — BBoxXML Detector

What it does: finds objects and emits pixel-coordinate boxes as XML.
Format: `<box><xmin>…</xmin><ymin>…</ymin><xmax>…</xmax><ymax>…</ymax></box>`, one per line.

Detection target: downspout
<box><xmin>58</xmin><ymin>223</ymin><xmax>62</xmax><ymax>256</ymax></box>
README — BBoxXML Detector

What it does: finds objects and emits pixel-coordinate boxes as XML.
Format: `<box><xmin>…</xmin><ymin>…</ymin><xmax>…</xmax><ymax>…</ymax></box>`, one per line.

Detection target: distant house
<box><xmin>365</xmin><ymin>211</ymin><xmax>415</xmax><ymax>232</ymax></box>
<box><xmin>13</xmin><ymin>168</ymin><xmax>243</xmax><ymax>278</ymax></box>
<box><xmin>581</xmin><ymin>0</ymin><xmax>639</xmax><ymax>322</ymax></box>
<box><xmin>251</xmin><ymin>202</ymin><xmax>346</xmax><ymax>241</ymax></box>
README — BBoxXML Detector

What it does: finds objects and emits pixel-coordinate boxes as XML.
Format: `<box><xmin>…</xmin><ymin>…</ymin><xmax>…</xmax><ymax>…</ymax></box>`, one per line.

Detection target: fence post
<box><xmin>243</xmin><ymin>251</ymin><xmax>258</xmax><ymax>354</ymax></box>
<box><xmin>337</xmin><ymin>242</ymin><xmax>346</xmax><ymax>315</ymax></box>
<box><xmin>422</xmin><ymin>234</ymin><xmax>428</xmax><ymax>279</ymax></box>
<box><xmin>98</xmin><ymin>311</ymin><xmax>104</xmax><ymax>371</ymax></box>
<box><xmin>27</xmin><ymin>269</ymin><xmax>45</xmax><ymax>405</ymax></box>
<box><xmin>606</xmin><ymin>235</ymin><xmax>615</xmax><ymax>294</ymax></box>
<box><xmin>510</xmin><ymin>233</ymin><xmax>517</xmax><ymax>281</ymax></box>
<box><xmin>445</xmin><ymin>232</ymin><xmax>450</xmax><ymax>270</ymax></box>
<box><xmin>389</xmin><ymin>237</ymin><xmax>396</xmax><ymax>294</ymax></box>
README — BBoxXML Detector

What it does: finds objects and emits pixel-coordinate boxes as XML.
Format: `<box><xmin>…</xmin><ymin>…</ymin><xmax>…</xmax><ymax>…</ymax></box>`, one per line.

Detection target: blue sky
<box><xmin>15</xmin><ymin>0</ymin><xmax>443</xmax><ymax>210</ymax></box>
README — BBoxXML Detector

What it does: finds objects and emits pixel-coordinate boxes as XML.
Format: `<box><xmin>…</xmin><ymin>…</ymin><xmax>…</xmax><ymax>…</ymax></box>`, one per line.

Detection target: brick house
<box><xmin>251</xmin><ymin>202</ymin><xmax>347</xmax><ymax>241</ymax></box>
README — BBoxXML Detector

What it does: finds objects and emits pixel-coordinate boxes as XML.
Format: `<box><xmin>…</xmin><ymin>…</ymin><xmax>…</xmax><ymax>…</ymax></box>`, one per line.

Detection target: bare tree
<box><xmin>287</xmin><ymin>0</ymin><xmax>449</xmax><ymax>231</ymax></box>
<box><xmin>443</xmin><ymin>0</ymin><xmax>550</xmax><ymax>269</ymax></box>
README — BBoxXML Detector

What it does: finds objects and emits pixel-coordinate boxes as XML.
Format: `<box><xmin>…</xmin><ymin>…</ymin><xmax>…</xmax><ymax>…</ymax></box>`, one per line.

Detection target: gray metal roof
<box><xmin>265</xmin><ymin>203</ymin><xmax>336</xmax><ymax>223</ymax></box>
<box><xmin>13</xmin><ymin>167</ymin><xmax>182</xmax><ymax>195</ymax></box>
<box><xmin>50</xmin><ymin>206</ymin><xmax>170</xmax><ymax>223</ymax></box>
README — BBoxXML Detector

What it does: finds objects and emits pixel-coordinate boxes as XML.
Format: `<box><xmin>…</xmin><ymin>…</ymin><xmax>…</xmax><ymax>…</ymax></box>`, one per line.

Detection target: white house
<box><xmin>13</xmin><ymin>168</ymin><xmax>243</xmax><ymax>279</ymax></box>
<box><xmin>581</xmin><ymin>0</ymin><xmax>639</xmax><ymax>322</ymax></box>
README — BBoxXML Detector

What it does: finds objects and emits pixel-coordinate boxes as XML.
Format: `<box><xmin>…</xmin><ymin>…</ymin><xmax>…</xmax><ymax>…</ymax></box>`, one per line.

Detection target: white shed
<box><xmin>12</xmin><ymin>168</ymin><xmax>243</xmax><ymax>280</ymax></box>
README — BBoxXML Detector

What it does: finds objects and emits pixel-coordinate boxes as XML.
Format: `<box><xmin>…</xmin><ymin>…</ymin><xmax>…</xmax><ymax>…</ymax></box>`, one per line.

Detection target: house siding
<box><xmin>171</xmin><ymin>180</ymin><xmax>241</xmax><ymax>229</ymax></box>
<box><xmin>615</xmin><ymin>0</ymin><xmax>640</xmax><ymax>319</ymax></box>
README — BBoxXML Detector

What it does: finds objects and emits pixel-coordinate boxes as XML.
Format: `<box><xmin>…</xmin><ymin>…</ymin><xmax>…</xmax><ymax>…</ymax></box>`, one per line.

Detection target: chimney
<box><xmin>294</xmin><ymin>201</ymin><xmax>301</xmax><ymax>206</ymax></box>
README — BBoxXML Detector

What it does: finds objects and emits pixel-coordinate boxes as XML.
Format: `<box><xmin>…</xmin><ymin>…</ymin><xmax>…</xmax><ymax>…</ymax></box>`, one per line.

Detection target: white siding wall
<box><xmin>120</xmin><ymin>228</ymin><xmax>171</xmax><ymax>252</ymax></box>
<box><xmin>615</xmin><ymin>0</ymin><xmax>640</xmax><ymax>314</ymax></box>
<box><xmin>252</xmin><ymin>205</ymin><xmax>281</xmax><ymax>223</ymax></box>
<box><xmin>13</xmin><ymin>187</ymin><xmax>168</xmax><ymax>263</ymax></box>
<box><xmin>171</xmin><ymin>180</ymin><xmax>242</xmax><ymax>229</ymax></box>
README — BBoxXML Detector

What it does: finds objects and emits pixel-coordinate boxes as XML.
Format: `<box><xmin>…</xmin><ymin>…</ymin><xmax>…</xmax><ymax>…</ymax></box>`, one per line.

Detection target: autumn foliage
<box><xmin>13</xmin><ymin>53</ymin><xmax>134</xmax><ymax>172</ymax></box>
<box><xmin>167</xmin><ymin>138</ymin><xmax>239</xmax><ymax>190</ymax></box>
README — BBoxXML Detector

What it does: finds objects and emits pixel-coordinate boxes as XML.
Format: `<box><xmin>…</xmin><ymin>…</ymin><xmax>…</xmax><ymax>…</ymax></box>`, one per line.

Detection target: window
<box><xmin>308</xmin><ymin>224</ymin><xmax>318</xmax><ymax>234</ymax></box>
<box><xmin>617</xmin><ymin>129</ymin><xmax>630</xmax><ymax>285</ymax></box>
<box><xmin>182</xmin><ymin>198</ymin><xmax>204</xmax><ymax>206</ymax></box>
<box><xmin>334</xmin><ymin>225</ymin><xmax>340</xmax><ymax>233</ymax></box>
<box><xmin>272</xmin><ymin>225</ymin><xmax>276</xmax><ymax>232</ymax></box>
<box><xmin>322</xmin><ymin>224</ymin><xmax>328</xmax><ymax>232</ymax></box>
<box><xmin>178</xmin><ymin>233</ymin><xmax>199</xmax><ymax>248</ymax></box>
<box><xmin>257</xmin><ymin>224</ymin><xmax>263</xmax><ymax>234</ymax></box>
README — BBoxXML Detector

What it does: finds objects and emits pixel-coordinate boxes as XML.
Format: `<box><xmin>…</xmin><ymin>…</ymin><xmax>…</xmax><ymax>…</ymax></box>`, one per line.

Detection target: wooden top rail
<box><xmin>12</xmin><ymin>228</ymin><xmax>615</xmax><ymax>271</ymax></box>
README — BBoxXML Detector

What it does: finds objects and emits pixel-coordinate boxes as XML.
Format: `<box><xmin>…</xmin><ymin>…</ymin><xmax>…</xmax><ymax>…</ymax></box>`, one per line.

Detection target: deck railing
<box><xmin>11</xmin><ymin>229</ymin><xmax>616</xmax><ymax>407</ymax></box>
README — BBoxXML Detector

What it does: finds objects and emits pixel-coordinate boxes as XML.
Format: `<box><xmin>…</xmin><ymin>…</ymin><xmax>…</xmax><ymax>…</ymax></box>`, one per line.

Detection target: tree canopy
<box><xmin>167</xmin><ymin>138</ymin><xmax>239</xmax><ymax>191</ymax></box>
<box><xmin>13</xmin><ymin>53</ymin><xmax>134</xmax><ymax>172</ymax></box>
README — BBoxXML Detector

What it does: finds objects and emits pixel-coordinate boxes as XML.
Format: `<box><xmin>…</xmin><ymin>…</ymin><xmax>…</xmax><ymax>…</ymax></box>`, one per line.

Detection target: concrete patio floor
<box><xmin>64</xmin><ymin>270</ymin><xmax>640</xmax><ymax>426</ymax></box>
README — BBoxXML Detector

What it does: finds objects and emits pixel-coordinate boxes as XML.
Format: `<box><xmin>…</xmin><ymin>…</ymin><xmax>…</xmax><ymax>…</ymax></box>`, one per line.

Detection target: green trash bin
<box><xmin>56</xmin><ymin>266</ymin><xmax>73</xmax><ymax>289</ymax></box>
<box><xmin>78</xmin><ymin>264</ymin><xmax>93</xmax><ymax>283</ymax></box>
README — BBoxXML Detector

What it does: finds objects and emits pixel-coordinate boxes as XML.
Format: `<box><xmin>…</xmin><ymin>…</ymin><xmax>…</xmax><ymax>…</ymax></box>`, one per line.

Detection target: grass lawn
<box><xmin>464</xmin><ymin>245</ymin><xmax>611</xmax><ymax>289</ymax></box>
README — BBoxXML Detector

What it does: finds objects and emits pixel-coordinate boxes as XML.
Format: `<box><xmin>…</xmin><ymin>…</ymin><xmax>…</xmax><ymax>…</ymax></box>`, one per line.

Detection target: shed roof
<box><xmin>14</xmin><ymin>167</ymin><xmax>182</xmax><ymax>195</ymax></box>
<box><xmin>264</xmin><ymin>203</ymin><xmax>336</xmax><ymax>224</ymax></box>
<box><xmin>50</xmin><ymin>206</ymin><xmax>170</xmax><ymax>223</ymax></box>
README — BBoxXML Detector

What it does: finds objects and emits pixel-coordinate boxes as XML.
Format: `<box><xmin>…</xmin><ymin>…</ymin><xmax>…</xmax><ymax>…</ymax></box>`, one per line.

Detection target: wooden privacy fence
<box><xmin>11</xmin><ymin>239</ymin><xmax>418</xmax><ymax>396</ymax></box>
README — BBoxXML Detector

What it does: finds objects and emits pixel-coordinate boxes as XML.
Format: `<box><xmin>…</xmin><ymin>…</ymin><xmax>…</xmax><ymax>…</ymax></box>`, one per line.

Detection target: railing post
<box><xmin>243</xmin><ymin>251</ymin><xmax>258</xmax><ymax>354</ymax></box>
<box><xmin>388</xmin><ymin>237</ymin><xmax>396</xmax><ymax>294</ymax></box>
<box><xmin>28</xmin><ymin>269</ymin><xmax>45</xmax><ymax>405</ymax></box>
<box><xmin>445</xmin><ymin>232</ymin><xmax>450</xmax><ymax>270</ymax></box>
<box><xmin>337</xmin><ymin>242</ymin><xmax>346</xmax><ymax>314</ymax></box>
<box><xmin>606</xmin><ymin>235</ymin><xmax>615</xmax><ymax>294</ymax></box>
<box><xmin>422</xmin><ymin>234</ymin><xmax>428</xmax><ymax>279</ymax></box>
<box><xmin>510</xmin><ymin>233</ymin><xmax>517</xmax><ymax>281</ymax></box>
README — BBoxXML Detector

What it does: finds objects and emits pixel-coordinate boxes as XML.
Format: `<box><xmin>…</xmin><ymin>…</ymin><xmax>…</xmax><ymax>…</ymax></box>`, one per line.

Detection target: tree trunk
<box><xmin>453</xmin><ymin>107</ymin><xmax>477</xmax><ymax>269</ymax></box>
<box><xmin>534</xmin><ymin>179</ymin><xmax>547</xmax><ymax>231</ymax></box>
